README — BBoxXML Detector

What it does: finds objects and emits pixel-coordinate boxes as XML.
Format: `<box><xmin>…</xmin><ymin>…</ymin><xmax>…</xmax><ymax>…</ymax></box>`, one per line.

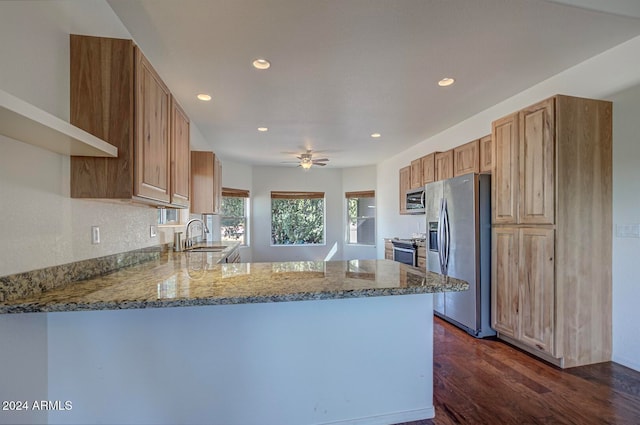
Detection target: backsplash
<box><xmin>0</xmin><ymin>137</ymin><xmax>161</xmax><ymax>277</ymax></box>
<box><xmin>0</xmin><ymin>245</ymin><xmax>166</xmax><ymax>303</ymax></box>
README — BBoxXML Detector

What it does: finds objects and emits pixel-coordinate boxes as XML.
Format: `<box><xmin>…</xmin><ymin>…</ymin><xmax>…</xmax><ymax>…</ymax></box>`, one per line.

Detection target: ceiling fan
<box><xmin>282</xmin><ymin>150</ymin><xmax>329</xmax><ymax>169</ymax></box>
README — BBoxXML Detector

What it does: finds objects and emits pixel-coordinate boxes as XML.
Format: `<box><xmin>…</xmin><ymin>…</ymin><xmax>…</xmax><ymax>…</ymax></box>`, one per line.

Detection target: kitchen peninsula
<box><xmin>0</xmin><ymin>250</ymin><xmax>467</xmax><ymax>425</ymax></box>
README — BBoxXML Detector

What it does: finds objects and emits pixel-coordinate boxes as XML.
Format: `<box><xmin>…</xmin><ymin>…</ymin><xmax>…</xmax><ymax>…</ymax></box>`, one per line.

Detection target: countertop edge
<box><xmin>0</xmin><ymin>284</ymin><xmax>467</xmax><ymax>314</ymax></box>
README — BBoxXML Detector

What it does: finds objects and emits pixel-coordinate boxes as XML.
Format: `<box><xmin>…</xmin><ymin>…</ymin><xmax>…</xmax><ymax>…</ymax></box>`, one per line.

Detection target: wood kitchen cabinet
<box><xmin>170</xmin><ymin>97</ymin><xmax>191</xmax><ymax>207</ymax></box>
<box><xmin>479</xmin><ymin>134</ymin><xmax>492</xmax><ymax>173</ymax></box>
<box><xmin>421</xmin><ymin>153</ymin><xmax>436</xmax><ymax>185</ymax></box>
<box><xmin>190</xmin><ymin>151</ymin><xmax>222</xmax><ymax>214</ymax></box>
<box><xmin>399</xmin><ymin>166</ymin><xmax>411</xmax><ymax>214</ymax></box>
<box><xmin>417</xmin><ymin>244</ymin><xmax>426</xmax><ymax>269</ymax></box>
<box><xmin>134</xmin><ymin>49</ymin><xmax>171</xmax><ymax>203</ymax></box>
<box><xmin>384</xmin><ymin>240</ymin><xmax>393</xmax><ymax>260</ymax></box>
<box><xmin>491</xmin><ymin>95</ymin><xmax>612</xmax><ymax>368</ymax></box>
<box><xmin>492</xmin><ymin>227</ymin><xmax>555</xmax><ymax>356</ymax></box>
<box><xmin>453</xmin><ymin>139</ymin><xmax>479</xmax><ymax>176</ymax></box>
<box><xmin>434</xmin><ymin>150</ymin><xmax>453</xmax><ymax>181</ymax></box>
<box><xmin>410</xmin><ymin>158</ymin><xmax>422</xmax><ymax>189</ymax></box>
<box><xmin>70</xmin><ymin>34</ymin><xmax>188</xmax><ymax>207</ymax></box>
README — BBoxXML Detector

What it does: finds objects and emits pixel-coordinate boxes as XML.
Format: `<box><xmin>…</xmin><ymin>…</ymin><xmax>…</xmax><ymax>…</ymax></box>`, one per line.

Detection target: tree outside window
<box><xmin>271</xmin><ymin>191</ymin><xmax>325</xmax><ymax>245</ymax></box>
<box><xmin>221</xmin><ymin>188</ymin><xmax>249</xmax><ymax>245</ymax></box>
<box><xmin>346</xmin><ymin>190</ymin><xmax>375</xmax><ymax>245</ymax></box>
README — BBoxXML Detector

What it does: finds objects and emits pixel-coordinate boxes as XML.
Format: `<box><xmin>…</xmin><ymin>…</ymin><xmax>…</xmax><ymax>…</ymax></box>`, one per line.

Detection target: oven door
<box><xmin>393</xmin><ymin>246</ymin><xmax>417</xmax><ymax>266</ymax></box>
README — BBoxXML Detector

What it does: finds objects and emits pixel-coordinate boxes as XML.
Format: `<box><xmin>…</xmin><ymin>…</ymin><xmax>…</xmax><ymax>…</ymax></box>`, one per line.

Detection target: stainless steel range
<box><xmin>391</xmin><ymin>238</ymin><xmax>425</xmax><ymax>267</ymax></box>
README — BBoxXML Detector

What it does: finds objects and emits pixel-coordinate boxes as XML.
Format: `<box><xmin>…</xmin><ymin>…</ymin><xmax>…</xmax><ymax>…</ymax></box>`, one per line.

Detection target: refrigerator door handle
<box><xmin>438</xmin><ymin>198</ymin><xmax>447</xmax><ymax>276</ymax></box>
<box><xmin>442</xmin><ymin>198</ymin><xmax>450</xmax><ymax>276</ymax></box>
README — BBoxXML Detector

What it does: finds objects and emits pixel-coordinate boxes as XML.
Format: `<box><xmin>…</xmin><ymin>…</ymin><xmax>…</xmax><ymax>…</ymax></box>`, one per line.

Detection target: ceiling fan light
<box><xmin>301</xmin><ymin>161</ymin><xmax>312</xmax><ymax>169</ymax></box>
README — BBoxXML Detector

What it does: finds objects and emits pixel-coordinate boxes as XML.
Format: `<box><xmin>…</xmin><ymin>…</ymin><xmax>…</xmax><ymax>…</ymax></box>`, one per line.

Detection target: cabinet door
<box><xmin>190</xmin><ymin>151</ymin><xmax>214</xmax><ymax>213</ymax></box>
<box><xmin>492</xmin><ymin>113</ymin><xmax>519</xmax><ymax>224</ymax></box>
<box><xmin>170</xmin><ymin>97</ymin><xmax>190</xmax><ymax>207</ymax></box>
<box><xmin>384</xmin><ymin>241</ymin><xmax>393</xmax><ymax>260</ymax></box>
<box><xmin>213</xmin><ymin>157</ymin><xmax>222</xmax><ymax>214</ymax></box>
<box><xmin>453</xmin><ymin>140</ymin><xmax>479</xmax><ymax>176</ymax></box>
<box><xmin>518</xmin><ymin>227</ymin><xmax>555</xmax><ymax>356</ymax></box>
<box><xmin>410</xmin><ymin>159</ymin><xmax>423</xmax><ymax>189</ymax></box>
<box><xmin>135</xmin><ymin>48</ymin><xmax>171</xmax><ymax>203</ymax></box>
<box><xmin>479</xmin><ymin>134</ymin><xmax>492</xmax><ymax>173</ymax></box>
<box><xmin>519</xmin><ymin>98</ymin><xmax>555</xmax><ymax>225</ymax></box>
<box><xmin>492</xmin><ymin>227</ymin><xmax>519</xmax><ymax>338</ymax></box>
<box><xmin>70</xmin><ymin>35</ymin><xmax>135</xmax><ymax>199</ymax></box>
<box><xmin>399</xmin><ymin>166</ymin><xmax>411</xmax><ymax>214</ymax></box>
<box><xmin>434</xmin><ymin>150</ymin><xmax>453</xmax><ymax>181</ymax></box>
<box><xmin>421</xmin><ymin>153</ymin><xmax>436</xmax><ymax>185</ymax></box>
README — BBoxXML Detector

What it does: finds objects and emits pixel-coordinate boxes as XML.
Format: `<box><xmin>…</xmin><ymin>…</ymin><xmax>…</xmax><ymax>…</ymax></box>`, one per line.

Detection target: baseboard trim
<box><xmin>318</xmin><ymin>407</ymin><xmax>435</xmax><ymax>425</ymax></box>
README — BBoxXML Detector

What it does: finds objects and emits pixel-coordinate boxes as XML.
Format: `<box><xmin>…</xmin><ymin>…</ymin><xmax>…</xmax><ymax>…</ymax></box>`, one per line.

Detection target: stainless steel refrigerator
<box><xmin>425</xmin><ymin>173</ymin><xmax>495</xmax><ymax>338</ymax></box>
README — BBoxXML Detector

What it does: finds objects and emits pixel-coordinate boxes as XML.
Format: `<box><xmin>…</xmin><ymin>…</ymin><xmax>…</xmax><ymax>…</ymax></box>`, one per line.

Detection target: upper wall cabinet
<box><xmin>453</xmin><ymin>139</ymin><xmax>479</xmax><ymax>177</ymax></box>
<box><xmin>191</xmin><ymin>151</ymin><xmax>222</xmax><ymax>214</ymax></box>
<box><xmin>69</xmin><ymin>34</ymin><xmax>189</xmax><ymax>207</ymax></box>
<box><xmin>399</xmin><ymin>166</ymin><xmax>411</xmax><ymax>214</ymax></box>
<box><xmin>421</xmin><ymin>153</ymin><xmax>436</xmax><ymax>185</ymax></box>
<box><xmin>171</xmin><ymin>97</ymin><xmax>191</xmax><ymax>207</ymax></box>
<box><xmin>479</xmin><ymin>134</ymin><xmax>492</xmax><ymax>173</ymax></box>
<box><xmin>434</xmin><ymin>150</ymin><xmax>453</xmax><ymax>181</ymax></box>
<box><xmin>410</xmin><ymin>158</ymin><xmax>422</xmax><ymax>189</ymax></box>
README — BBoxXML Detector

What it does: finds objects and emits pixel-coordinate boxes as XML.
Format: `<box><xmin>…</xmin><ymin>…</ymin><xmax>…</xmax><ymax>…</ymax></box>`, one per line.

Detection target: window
<box><xmin>346</xmin><ymin>190</ymin><xmax>376</xmax><ymax>245</ymax></box>
<box><xmin>157</xmin><ymin>207</ymin><xmax>179</xmax><ymax>224</ymax></box>
<box><xmin>271</xmin><ymin>191</ymin><xmax>325</xmax><ymax>245</ymax></box>
<box><xmin>220</xmin><ymin>188</ymin><xmax>250</xmax><ymax>245</ymax></box>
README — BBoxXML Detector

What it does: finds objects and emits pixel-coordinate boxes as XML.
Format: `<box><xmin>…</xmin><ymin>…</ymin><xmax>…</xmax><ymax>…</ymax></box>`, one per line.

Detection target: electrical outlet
<box><xmin>91</xmin><ymin>226</ymin><xmax>100</xmax><ymax>244</ymax></box>
<box><xmin>150</xmin><ymin>225</ymin><xmax>157</xmax><ymax>238</ymax></box>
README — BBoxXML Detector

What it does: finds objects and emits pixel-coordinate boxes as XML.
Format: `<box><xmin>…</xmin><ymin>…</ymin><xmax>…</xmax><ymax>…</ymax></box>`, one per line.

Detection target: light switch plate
<box><xmin>150</xmin><ymin>225</ymin><xmax>157</xmax><ymax>238</ymax></box>
<box><xmin>616</xmin><ymin>224</ymin><xmax>640</xmax><ymax>238</ymax></box>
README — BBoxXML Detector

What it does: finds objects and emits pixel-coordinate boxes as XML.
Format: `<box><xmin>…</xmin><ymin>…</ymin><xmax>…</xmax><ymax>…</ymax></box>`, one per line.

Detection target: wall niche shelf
<box><xmin>0</xmin><ymin>88</ymin><xmax>117</xmax><ymax>157</ymax></box>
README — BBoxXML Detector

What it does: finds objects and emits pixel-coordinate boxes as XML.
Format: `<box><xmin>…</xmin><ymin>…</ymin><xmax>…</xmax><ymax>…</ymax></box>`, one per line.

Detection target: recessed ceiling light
<box><xmin>252</xmin><ymin>58</ymin><xmax>271</xmax><ymax>70</ymax></box>
<box><xmin>438</xmin><ymin>77</ymin><xmax>455</xmax><ymax>87</ymax></box>
<box><xmin>257</xmin><ymin>127</ymin><xmax>268</xmax><ymax>132</ymax></box>
<box><xmin>371</xmin><ymin>133</ymin><xmax>381</xmax><ymax>139</ymax></box>
<box><xmin>197</xmin><ymin>93</ymin><xmax>212</xmax><ymax>101</ymax></box>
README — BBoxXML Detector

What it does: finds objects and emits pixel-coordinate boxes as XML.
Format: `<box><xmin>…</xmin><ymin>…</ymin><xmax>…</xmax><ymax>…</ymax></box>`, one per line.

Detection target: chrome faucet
<box><xmin>185</xmin><ymin>218</ymin><xmax>210</xmax><ymax>248</ymax></box>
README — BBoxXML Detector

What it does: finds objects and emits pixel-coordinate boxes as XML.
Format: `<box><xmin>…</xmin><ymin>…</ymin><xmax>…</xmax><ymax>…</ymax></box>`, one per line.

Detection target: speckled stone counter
<box><xmin>0</xmin><ymin>252</ymin><xmax>468</xmax><ymax>314</ymax></box>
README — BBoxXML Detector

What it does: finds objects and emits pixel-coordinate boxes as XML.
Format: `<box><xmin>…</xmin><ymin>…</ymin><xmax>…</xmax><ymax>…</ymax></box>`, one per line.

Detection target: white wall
<box><xmin>0</xmin><ymin>295</ymin><xmax>434</xmax><ymax>425</ymax></box>
<box><xmin>377</xmin><ymin>35</ymin><xmax>640</xmax><ymax>371</ymax></box>
<box><xmin>342</xmin><ymin>165</ymin><xmax>378</xmax><ymax>260</ymax></box>
<box><xmin>251</xmin><ymin>166</ymin><xmax>343</xmax><ymax>262</ymax></box>
<box><xmin>0</xmin><ymin>1</ymin><xmax>161</xmax><ymax>277</ymax></box>
<box><xmin>610</xmin><ymin>84</ymin><xmax>640</xmax><ymax>371</ymax></box>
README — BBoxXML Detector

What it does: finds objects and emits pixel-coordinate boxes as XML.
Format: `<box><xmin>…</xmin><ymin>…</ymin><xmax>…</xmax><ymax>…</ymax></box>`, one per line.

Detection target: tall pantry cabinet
<box><xmin>491</xmin><ymin>95</ymin><xmax>612</xmax><ymax>368</ymax></box>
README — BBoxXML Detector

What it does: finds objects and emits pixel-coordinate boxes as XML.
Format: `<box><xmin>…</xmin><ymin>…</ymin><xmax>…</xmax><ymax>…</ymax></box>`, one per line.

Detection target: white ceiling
<box><xmin>106</xmin><ymin>0</ymin><xmax>640</xmax><ymax>168</ymax></box>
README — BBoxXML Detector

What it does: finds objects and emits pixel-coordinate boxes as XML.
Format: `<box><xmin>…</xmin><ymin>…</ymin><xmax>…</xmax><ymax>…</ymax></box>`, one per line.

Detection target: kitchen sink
<box><xmin>184</xmin><ymin>246</ymin><xmax>227</xmax><ymax>252</ymax></box>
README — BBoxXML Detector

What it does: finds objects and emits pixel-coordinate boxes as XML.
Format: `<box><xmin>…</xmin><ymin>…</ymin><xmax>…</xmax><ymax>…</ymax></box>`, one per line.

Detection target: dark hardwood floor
<box><xmin>399</xmin><ymin>317</ymin><xmax>640</xmax><ymax>425</ymax></box>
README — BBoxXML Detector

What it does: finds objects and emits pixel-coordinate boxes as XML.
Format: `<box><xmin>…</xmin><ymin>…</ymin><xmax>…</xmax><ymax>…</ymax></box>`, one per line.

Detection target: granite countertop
<box><xmin>0</xmin><ymin>254</ymin><xmax>468</xmax><ymax>314</ymax></box>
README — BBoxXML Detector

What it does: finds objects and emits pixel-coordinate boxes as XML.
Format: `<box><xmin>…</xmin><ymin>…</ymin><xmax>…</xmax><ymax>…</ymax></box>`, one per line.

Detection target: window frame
<box><xmin>220</xmin><ymin>187</ymin><xmax>250</xmax><ymax>246</ymax></box>
<box><xmin>345</xmin><ymin>190</ymin><xmax>376</xmax><ymax>246</ymax></box>
<box><xmin>270</xmin><ymin>191</ymin><xmax>326</xmax><ymax>247</ymax></box>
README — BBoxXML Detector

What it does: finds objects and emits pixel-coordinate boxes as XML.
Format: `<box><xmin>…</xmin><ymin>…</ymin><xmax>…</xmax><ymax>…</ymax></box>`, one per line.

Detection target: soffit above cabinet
<box><xmin>0</xmin><ymin>89</ymin><xmax>118</xmax><ymax>158</ymax></box>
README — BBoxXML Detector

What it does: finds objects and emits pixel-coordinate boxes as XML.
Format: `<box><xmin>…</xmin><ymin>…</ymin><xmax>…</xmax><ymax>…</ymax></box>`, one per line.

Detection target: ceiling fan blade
<box><xmin>314</xmin><ymin>162</ymin><xmax>327</xmax><ymax>166</ymax></box>
<box><xmin>313</xmin><ymin>158</ymin><xmax>329</xmax><ymax>162</ymax></box>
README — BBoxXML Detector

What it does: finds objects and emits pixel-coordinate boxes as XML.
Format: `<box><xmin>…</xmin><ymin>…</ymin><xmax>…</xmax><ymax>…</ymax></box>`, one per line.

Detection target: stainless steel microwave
<box><xmin>405</xmin><ymin>187</ymin><xmax>425</xmax><ymax>214</ymax></box>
